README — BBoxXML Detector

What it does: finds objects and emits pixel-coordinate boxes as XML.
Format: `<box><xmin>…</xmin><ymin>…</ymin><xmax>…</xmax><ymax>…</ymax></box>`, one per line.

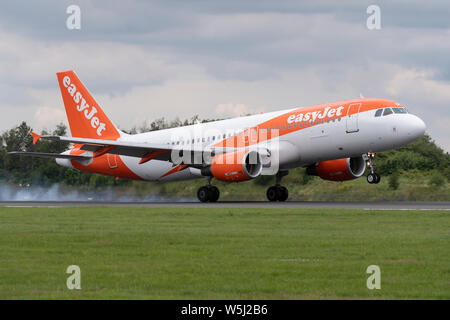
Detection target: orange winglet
<box><xmin>93</xmin><ymin>145</ymin><xmax>116</xmax><ymax>158</ymax></box>
<box><xmin>30</xmin><ymin>131</ymin><xmax>41</xmax><ymax>145</ymax></box>
<box><xmin>139</xmin><ymin>150</ymin><xmax>169</xmax><ymax>164</ymax></box>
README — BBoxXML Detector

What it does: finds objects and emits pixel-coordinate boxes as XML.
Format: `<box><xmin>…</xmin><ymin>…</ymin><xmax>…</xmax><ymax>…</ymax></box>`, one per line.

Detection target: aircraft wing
<box><xmin>38</xmin><ymin>135</ymin><xmax>223</xmax><ymax>164</ymax></box>
<box><xmin>9</xmin><ymin>133</ymin><xmax>250</xmax><ymax>165</ymax></box>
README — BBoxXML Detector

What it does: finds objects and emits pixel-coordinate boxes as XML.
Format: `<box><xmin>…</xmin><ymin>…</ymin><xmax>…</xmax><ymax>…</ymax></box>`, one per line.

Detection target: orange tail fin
<box><xmin>56</xmin><ymin>70</ymin><xmax>121</xmax><ymax>140</ymax></box>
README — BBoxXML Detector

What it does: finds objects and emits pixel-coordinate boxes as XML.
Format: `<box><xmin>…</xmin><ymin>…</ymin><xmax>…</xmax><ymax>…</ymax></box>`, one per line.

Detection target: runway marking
<box><xmin>1</xmin><ymin>201</ymin><xmax>450</xmax><ymax>210</ymax></box>
<box><xmin>363</xmin><ymin>208</ymin><xmax>450</xmax><ymax>211</ymax></box>
<box><xmin>5</xmin><ymin>205</ymin><xmax>63</xmax><ymax>208</ymax></box>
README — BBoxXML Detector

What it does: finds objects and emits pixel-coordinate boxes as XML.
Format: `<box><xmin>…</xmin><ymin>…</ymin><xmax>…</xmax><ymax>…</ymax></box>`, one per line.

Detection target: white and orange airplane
<box><xmin>10</xmin><ymin>70</ymin><xmax>426</xmax><ymax>202</ymax></box>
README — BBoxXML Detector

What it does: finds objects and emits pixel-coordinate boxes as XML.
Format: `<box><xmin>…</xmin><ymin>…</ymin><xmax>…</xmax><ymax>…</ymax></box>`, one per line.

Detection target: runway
<box><xmin>1</xmin><ymin>201</ymin><xmax>450</xmax><ymax>210</ymax></box>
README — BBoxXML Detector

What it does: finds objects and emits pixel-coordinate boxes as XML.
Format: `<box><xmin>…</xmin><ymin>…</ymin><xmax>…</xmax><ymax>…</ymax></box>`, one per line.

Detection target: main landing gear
<box><xmin>266</xmin><ymin>171</ymin><xmax>289</xmax><ymax>202</ymax></box>
<box><xmin>365</xmin><ymin>152</ymin><xmax>381</xmax><ymax>184</ymax></box>
<box><xmin>197</xmin><ymin>177</ymin><xmax>220</xmax><ymax>202</ymax></box>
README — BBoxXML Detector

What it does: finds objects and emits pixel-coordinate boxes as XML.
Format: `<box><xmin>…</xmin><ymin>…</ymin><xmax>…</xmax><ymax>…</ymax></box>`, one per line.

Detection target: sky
<box><xmin>0</xmin><ymin>0</ymin><xmax>449</xmax><ymax>150</ymax></box>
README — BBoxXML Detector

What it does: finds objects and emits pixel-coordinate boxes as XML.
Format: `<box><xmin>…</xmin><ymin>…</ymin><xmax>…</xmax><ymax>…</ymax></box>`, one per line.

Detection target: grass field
<box><xmin>0</xmin><ymin>206</ymin><xmax>448</xmax><ymax>299</ymax></box>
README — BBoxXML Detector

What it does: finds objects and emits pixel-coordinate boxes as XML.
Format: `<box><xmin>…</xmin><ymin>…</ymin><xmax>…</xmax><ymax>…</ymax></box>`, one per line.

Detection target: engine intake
<box><xmin>307</xmin><ymin>156</ymin><xmax>366</xmax><ymax>181</ymax></box>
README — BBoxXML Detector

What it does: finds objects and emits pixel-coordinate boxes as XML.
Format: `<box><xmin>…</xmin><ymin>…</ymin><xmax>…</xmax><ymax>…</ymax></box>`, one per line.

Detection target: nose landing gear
<box><xmin>266</xmin><ymin>170</ymin><xmax>289</xmax><ymax>202</ymax></box>
<box><xmin>365</xmin><ymin>153</ymin><xmax>381</xmax><ymax>184</ymax></box>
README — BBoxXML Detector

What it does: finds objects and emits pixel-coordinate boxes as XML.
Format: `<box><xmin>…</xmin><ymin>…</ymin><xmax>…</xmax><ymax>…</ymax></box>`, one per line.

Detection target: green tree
<box><xmin>428</xmin><ymin>171</ymin><xmax>445</xmax><ymax>189</ymax></box>
<box><xmin>388</xmin><ymin>171</ymin><xmax>400</xmax><ymax>190</ymax></box>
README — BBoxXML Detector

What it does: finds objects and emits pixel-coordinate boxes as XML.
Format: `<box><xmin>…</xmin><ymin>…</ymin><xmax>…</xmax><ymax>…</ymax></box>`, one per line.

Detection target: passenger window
<box><xmin>383</xmin><ymin>108</ymin><xmax>393</xmax><ymax>116</ymax></box>
<box><xmin>375</xmin><ymin>109</ymin><xmax>383</xmax><ymax>117</ymax></box>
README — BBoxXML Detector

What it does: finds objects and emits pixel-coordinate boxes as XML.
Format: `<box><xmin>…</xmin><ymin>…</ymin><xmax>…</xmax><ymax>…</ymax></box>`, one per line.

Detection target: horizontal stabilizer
<box><xmin>8</xmin><ymin>151</ymin><xmax>92</xmax><ymax>160</ymax></box>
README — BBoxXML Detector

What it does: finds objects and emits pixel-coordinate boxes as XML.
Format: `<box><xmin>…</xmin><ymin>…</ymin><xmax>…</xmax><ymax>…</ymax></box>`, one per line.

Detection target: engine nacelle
<box><xmin>307</xmin><ymin>156</ymin><xmax>366</xmax><ymax>181</ymax></box>
<box><xmin>203</xmin><ymin>150</ymin><xmax>262</xmax><ymax>182</ymax></box>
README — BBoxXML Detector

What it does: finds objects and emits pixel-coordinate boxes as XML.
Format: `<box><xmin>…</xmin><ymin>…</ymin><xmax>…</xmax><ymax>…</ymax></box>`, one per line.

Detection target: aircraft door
<box><xmin>346</xmin><ymin>103</ymin><xmax>361</xmax><ymax>133</ymax></box>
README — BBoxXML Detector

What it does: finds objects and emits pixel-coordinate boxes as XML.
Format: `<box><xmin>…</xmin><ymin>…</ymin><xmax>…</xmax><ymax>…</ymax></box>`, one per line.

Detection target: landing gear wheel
<box><xmin>197</xmin><ymin>185</ymin><xmax>220</xmax><ymax>202</ymax></box>
<box><xmin>197</xmin><ymin>186</ymin><xmax>210</xmax><ymax>202</ymax></box>
<box><xmin>277</xmin><ymin>186</ymin><xmax>288</xmax><ymax>202</ymax></box>
<box><xmin>267</xmin><ymin>171</ymin><xmax>290</xmax><ymax>202</ymax></box>
<box><xmin>266</xmin><ymin>185</ymin><xmax>289</xmax><ymax>202</ymax></box>
<box><xmin>267</xmin><ymin>186</ymin><xmax>278</xmax><ymax>202</ymax></box>
<box><xmin>373</xmin><ymin>173</ymin><xmax>381</xmax><ymax>184</ymax></box>
<box><xmin>367</xmin><ymin>173</ymin><xmax>381</xmax><ymax>184</ymax></box>
<box><xmin>208</xmin><ymin>186</ymin><xmax>220</xmax><ymax>202</ymax></box>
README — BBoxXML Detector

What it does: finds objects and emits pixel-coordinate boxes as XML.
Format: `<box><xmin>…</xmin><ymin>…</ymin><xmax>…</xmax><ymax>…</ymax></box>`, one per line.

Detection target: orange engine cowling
<box><xmin>207</xmin><ymin>150</ymin><xmax>262</xmax><ymax>182</ymax></box>
<box><xmin>307</xmin><ymin>156</ymin><xmax>366</xmax><ymax>181</ymax></box>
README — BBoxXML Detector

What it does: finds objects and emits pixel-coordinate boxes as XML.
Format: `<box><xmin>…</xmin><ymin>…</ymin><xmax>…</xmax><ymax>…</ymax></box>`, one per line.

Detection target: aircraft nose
<box><xmin>407</xmin><ymin>115</ymin><xmax>426</xmax><ymax>140</ymax></box>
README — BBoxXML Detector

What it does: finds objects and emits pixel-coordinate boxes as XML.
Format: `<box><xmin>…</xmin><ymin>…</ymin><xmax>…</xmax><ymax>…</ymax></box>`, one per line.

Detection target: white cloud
<box><xmin>34</xmin><ymin>106</ymin><xmax>66</xmax><ymax>130</ymax></box>
<box><xmin>215</xmin><ymin>103</ymin><xmax>262</xmax><ymax>118</ymax></box>
<box><xmin>0</xmin><ymin>2</ymin><xmax>449</xmax><ymax>152</ymax></box>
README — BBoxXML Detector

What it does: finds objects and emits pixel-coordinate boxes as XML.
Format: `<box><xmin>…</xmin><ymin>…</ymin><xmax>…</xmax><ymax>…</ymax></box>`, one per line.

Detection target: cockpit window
<box><xmin>383</xmin><ymin>108</ymin><xmax>393</xmax><ymax>116</ymax></box>
<box><xmin>374</xmin><ymin>109</ymin><xmax>383</xmax><ymax>117</ymax></box>
<box><xmin>392</xmin><ymin>107</ymin><xmax>407</xmax><ymax>114</ymax></box>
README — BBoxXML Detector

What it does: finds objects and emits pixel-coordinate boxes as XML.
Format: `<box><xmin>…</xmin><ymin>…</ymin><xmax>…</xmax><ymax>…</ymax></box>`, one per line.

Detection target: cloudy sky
<box><xmin>0</xmin><ymin>0</ymin><xmax>449</xmax><ymax>150</ymax></box>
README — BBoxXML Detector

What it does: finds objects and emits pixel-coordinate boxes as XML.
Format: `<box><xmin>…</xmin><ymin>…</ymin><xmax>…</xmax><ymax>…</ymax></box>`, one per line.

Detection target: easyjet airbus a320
<box><xmin>10</xmin><ymin>71</ymin><xmax>426</xmax><ymax>202</ymax></box>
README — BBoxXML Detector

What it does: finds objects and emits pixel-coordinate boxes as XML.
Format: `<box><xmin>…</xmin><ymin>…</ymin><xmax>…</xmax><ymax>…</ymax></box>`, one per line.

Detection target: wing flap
<box><xmin>8</xmin><ymin>151</ymin><xmax>92</xmax><ymax>160</ymax></box>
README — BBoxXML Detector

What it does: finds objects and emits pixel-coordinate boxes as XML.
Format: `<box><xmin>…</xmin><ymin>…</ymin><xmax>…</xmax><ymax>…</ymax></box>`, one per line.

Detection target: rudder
<box><xmin>56</xmin><ymin>70</ymin><xmax>121</xmax><ymax>140</ymax></box>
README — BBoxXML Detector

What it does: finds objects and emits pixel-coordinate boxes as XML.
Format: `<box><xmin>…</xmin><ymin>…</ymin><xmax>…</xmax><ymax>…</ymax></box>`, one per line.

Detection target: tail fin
<box><xmin>56</xmin><ymin>70</ymin><xmax>121</xmax><ymax>140</ymax></box>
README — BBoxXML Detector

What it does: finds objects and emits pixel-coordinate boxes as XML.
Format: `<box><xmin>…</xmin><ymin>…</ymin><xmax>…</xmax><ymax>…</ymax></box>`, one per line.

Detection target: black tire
<box><xmin>367</xmin><ymin>173</ymin><xmax>375</xmax><ymax>184</ymax></box>
<box><xmin>374</xmin><ymin>173</ymin><xmax>381</xmax><ymax>184</ymax></box>
<box><xmin>197</xmin><ymin>186</ymin><xmax>209</xmax><ymax>202</ymax></box>
<box><xmin>208</xmin><ymin>186</ymin><xmax>220</xmax><ymax>202</ymax></box>
<box><xmin>277</xmin><ymin>186</ymin><xmax>288</xmax><ymax>202</ymax></box>
<box><xmin>267</xmin><ymin>186</ymin><xmax>278</xmax><ymax>201</ymax></box>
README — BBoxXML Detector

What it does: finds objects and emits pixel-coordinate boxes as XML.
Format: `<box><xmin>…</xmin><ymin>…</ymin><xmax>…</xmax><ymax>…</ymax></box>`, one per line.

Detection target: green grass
<box><xmin>0</xmin><ymin>207</ymin><xmax>448</xmax><ymax>299</ymax></box>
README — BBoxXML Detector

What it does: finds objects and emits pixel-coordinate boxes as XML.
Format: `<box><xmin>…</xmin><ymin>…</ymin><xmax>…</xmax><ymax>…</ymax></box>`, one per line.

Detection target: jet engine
<box><xmin>201</xmin><ymin>150</ymin><xmax>262</xmax><ymax>182</ymax></box>
<box><xmin>307</xmin><ymin>156</ymin><xmax>366</xmax><ymax>181</ymax></box>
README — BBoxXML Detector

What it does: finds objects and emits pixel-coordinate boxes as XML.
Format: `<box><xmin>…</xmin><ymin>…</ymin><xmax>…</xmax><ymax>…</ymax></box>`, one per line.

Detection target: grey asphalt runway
<box><xmin>1</xmin><ymin>201</ymin><xmax>449</xmax><ymax>210</ymax></box>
